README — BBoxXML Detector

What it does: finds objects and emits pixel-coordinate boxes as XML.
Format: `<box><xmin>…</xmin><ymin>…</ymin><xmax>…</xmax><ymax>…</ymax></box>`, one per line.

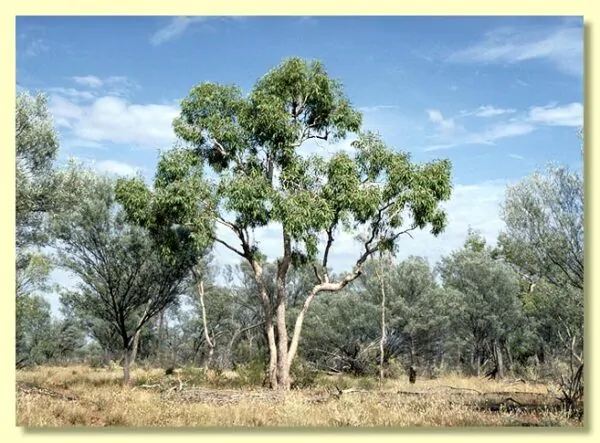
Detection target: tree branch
<box><xmin>212</xmin><ymin>236</ymin><xmax>246</xmax><ymax>258</ymax></box>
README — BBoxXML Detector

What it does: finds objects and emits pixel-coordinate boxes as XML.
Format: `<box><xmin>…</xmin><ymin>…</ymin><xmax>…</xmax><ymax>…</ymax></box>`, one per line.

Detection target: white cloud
<box><xmin>475</xmin><ymin>121</ymin><xmax>536</xmax><ymax>142</ymax></box>
<box><xmin>68</xmin><ymin>75</ymin><xmax>137</xmax><ymax>96</ymax></box>
<box><xmin>50</xmin><ymin>95</ymin><xmax>85</xmax><ymax>128</ymax></box>
<box><xmin>95</xmin><ymin>160</ymin><xmax>140</xmax><ymax>177</ymax></box>
<box><xmin>49</xmin><ymin>94</ymin><xmax>179</xmax><ymax>148</ymax></box>
<box><xmin>424</xmin><ymin>101</ymin><xmax>581</xmax><ymax>151</ymax></box>
<box><xmin>528</xmin><ymin>102</ymin><xmax>583</xmax><ymax>127</ymax></box>
<box><xmin>425</xmin><ymin>121</ymin><xmax>536</xmax><ymax>152</ymax></box>
<box><xmin>461</xmin><ymin>105</ymin><xmax>517</xmax><ymax>118</ymax></box>
<box><xmin>150</xmin><ymin>16</ymin><xmax>209</xmax><ymax>46</ymax></box>
<box><xmin>358</xmin><ymin>105</ymin><xmax>400</xmax><ymax>113</ymax></box>
<box><xmin>47</xmin><ymin>87</ymin><xmax>96</xmax><ymax>101</ymax></box>
<box><xmin>150</xmin><ymin>16</ymin><xmax>248</xmax><ymax>46</ymax></box>
<box><xmin>72</xmin><ymin>75</ymin><xmax>103</xmax><ymax>88</ymax></box>
<box><xmin>299</xmin><ymin>135</ymin><xmax>358</xmax><ymax>159</ymax></box>
<box><xmin>61</xmin><ymin>138</ymin><xmax>105</xmax><ymax>150</ymax></box>
<box><xmin>509</xmin><ymin>153</ymin><xmax>525</xmax><ymax>160</ymax></box>
<box><xmin>427</xmin><ymin>109</ymin><xmax>458</xmax><ymax>137</ymax></box>
<box><xmin>447</xmin><ymin>23</ymin><xmax>583</xmax><ymax>76</ymax></box>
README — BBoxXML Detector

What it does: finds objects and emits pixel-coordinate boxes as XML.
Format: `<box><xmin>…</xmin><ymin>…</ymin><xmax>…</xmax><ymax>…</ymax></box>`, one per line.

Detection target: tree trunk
<box><xmin>275</xmin><ymin>281</ymin><xmax>290</xmax><ymax>390</ymax></box>
<box><xmin>196</xmin><ymin>278</ymin><xmax>215</xmax><ymax>372</ymax></box>
<box><xmin>250</xmin><ymin>260</ymin><xmax>278</xmax><ymax>388</ymax></box>
<box><xmin>157</xmin><ymin>310</ymin><xmax>165</xmax><ymax>366</ymax></box>
<box><xmin>129</xmin><ymin>329</ymin><xmax>142</xmax><ymax>367</ymax></box>
<box><xmin>494</xmin><ymin>340</ymin><xmax>505</xmax><ymax>379</ymax></box>
<box><xmin>375</xmin><ymin>255</ymin><xmax>388</xmax><ymax>385</ymax></box>
<box><xmin>504</xmin><ymin>342</ymin><xmax>513</xmax><ymax>373</ymax></box>
<box><xmin>274</xmin><ymin>234</ymin><xmax>292</xmax><ymax>390</ymax></box>
<box><xmin>122</xmin><ymin>348</ymin><xmax>131</xmax><ymax>386</ymax></box>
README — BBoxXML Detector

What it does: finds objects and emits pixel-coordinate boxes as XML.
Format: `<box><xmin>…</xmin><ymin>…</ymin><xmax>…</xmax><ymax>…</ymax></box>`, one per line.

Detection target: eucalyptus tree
<box><xmin>51</xmin><ymin>167</ymin><xmax>198</xmax><ymax>385</ymax></box>
<box><xmin>116</xmin><ymin>57</ymin><xmax>452</xmax><ymax>389</ymax></box>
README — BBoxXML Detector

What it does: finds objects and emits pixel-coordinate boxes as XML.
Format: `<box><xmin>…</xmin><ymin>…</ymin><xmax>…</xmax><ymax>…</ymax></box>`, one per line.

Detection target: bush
<box><xmin>87</xmin><ymin>356</ymin><xmax>104</xmax><ymax>369</ymax></box>
<box><xmin>383</xmin><ymin>358</ymin><xmax>405</xmax><ymax>379</ymax></box>
<box><xmin>236</xmin><ymin>359</ymin><xmax>267</xmax><ymax>387</ymax></box>
<box><xmin>290</xmin><ymin>359</ymin><xmax>318</xmax><ymax>389</ymax></box>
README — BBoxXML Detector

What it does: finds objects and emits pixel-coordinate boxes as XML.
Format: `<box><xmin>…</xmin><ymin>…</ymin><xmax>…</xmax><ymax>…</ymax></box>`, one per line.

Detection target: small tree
<box><xmin>52</xmin><ymin>167</ymin><xmax>199</xmax><ymax>385</ymax></box>
<box><xmin>117</xmin><ymin>57</ymin><xmax>452</xmax><ymax>389</ymax></box>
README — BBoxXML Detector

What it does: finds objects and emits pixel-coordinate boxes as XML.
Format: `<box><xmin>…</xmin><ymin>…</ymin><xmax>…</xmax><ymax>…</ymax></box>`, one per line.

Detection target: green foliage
<box><xmin>16</xmin><ymin>293</ymin><xmax>86</xmax><ymax>367</ymax></box>
<box><xmin>290</xmin><ymin>358</ymin><xmax>319</xmax><ymax>389</ymax></box>
<box><xmin>115</xmin><ymin>148</ymin><xmax>215</xmax><ymax>261</ymax></box>
<box><xmin>16</xmin><ymin>294</ymin><xmax>53</xmax><ymax>367</ymax></box>
<box><xmin>498</xmin><ymin>163</ymin><xmax>584</xmax><ymax>372</ymax></box>
<box><xmin>50</xmin><ymin>165</ymin><xmax>196</xmax><ymax>363</ymax></box>
<box><xmin>437</xmin><ymin>232</ymin><xmax>524</xmax><ymax>374</ymax></box>
<box><xmin>499</xmin><ymin>164</ymin><xmax>583</xmax><ymax>291</ymax></box>
<box><xmin>119</xmin><ymin>57</ymin><xmax>452</xmax><ymax>272</ymax></box>
<box><xmin>16</xmin><ymin>251</ymin><xmax>53</xmax><ymax>298</ymax></box>
<box><xmin>235</xmin><ymin>359</ymin><xmax>268</xmax><ymax>387</ymax></box>
<box><xmin>16</xmin><ymin>91</ymin><xmax>60</xmax><ymax>249</ymax></box>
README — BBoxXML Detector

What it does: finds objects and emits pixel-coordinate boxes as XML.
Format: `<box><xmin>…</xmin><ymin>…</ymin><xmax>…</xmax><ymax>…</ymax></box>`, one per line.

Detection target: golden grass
<box><xmin>15</xmin><ymin>365</ymin><xmax>582</xmax><ymax>428</ymax></box>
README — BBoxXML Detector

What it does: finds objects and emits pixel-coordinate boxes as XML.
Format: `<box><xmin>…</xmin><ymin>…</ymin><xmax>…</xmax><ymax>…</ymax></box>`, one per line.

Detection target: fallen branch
<box><xmin>334</xmin><ymin>386</ymin><xmax>370</xmax><ymax>395</ymax></box>
<box><xmin>503</xmin><ymin>397</ymin><xmax>524</xmax><ymax>406</ymax></box>
<box><xmin>440</xmin><ymin>385</ymin><xmax>483</xmax><ymax>395</ymax></box>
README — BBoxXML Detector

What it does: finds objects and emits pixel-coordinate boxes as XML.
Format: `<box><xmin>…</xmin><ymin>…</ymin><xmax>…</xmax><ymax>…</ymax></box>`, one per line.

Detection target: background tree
<box><xmin>498</xmin><ymin>165</ymin><xmax>583</xmax><ymax>363</ymax></box>
<box><xmin>116</xmin><ymin>57</ymin><xmax>453</xmax><ymax>389</ymax></box>
<box><xmin>51</xmin><ymin>167</ymin><xmax>198</xmax><ymax>384</ymax></box>
<box><xmin>438</xmin><ymin>231</ymin><xmax>523</xmax><ymax>378</ymax></box>
<box><xmin>498</xmin><ymin>161</ymin><xmax>584</xmax><ymax>404</ymax></box>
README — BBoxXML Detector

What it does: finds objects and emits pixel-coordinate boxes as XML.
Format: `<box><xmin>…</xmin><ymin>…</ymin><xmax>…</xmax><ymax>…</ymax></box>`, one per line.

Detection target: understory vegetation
<box><xmin>17</xmin><ymin>365</ymin><xmax>582</xmax><ymax>427</ymax></box>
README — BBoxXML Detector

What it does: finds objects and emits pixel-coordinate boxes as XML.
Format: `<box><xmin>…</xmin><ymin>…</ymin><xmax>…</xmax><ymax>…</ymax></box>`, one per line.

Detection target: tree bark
<box><xmin>375</xmin><ymin>254</ymin><xmax>388</xmax><ymax>385</ymax></box>
<box><xmin>129</xmin><ymin>299</ymin><xmax>152</xmax><ymax>367</ymax></box>
<box><xmin>494</xmin><ymin>340</ymin><xmax>505</xmax><ymax>379</ymax></box>
<box><xmin>250</xmin><ymin>260</ymin><xmax>278</xmax><ymax>388</ymax></box>
<box><xmin>274</xmin><ymin>234</ymin><xmax>292</xmax><ymax>389</ymax></box>
<box><xmin>196</xmin><ymin>278</ymin><xmax>215</xmax><ymax>372</ymax></box>
<box><xmin>157</xmin><ymin>309</ymin><xmax>165</xmax><ymax>367</ymax></box>
<box><xmin>129</xmin><ymin>329</ymin><xmax>142</xmax><ymax>367</ymax></box>
<box><xmin>122</xmin><ymin>348</ymin><xmax>131</xmax><ymax>386</ymax></box>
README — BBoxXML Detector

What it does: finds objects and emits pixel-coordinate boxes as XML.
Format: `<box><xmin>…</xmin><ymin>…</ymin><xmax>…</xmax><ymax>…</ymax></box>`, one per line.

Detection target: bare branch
<box><xmin>212</xmin><ymin>236</ymin><xmax>246</xmax><ymax>258</ymax></box>
<box><xmin>216</xmin><ymin>217</ymin><xmax>240</xmax><ymax>234</ymax></box>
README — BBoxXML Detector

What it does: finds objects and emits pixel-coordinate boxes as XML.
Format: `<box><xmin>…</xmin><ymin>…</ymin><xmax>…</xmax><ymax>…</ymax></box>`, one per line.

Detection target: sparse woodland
<box><xmin>15</xmin><ymin>58</ymin><xmax>584</xmax><ymax>427</ymax></box>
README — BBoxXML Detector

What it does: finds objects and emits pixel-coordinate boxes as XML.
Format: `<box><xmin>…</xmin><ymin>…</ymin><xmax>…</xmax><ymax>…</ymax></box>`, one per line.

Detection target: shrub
<box><xmin>236</xmin><ymin>359</ymin><xmax>267</xmax><ymax>387</ymax></box>
<box><xmin>290</xmin><ymin>359</ymin><xmax>318</xmax><ymax>389</ymax></box>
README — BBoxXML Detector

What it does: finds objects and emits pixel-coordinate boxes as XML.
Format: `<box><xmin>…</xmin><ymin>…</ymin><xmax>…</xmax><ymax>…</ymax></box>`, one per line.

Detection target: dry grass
<box><xmin>16</xmin><ymin>365</ymin><xmax>583</xmax><ymax>428</ymax></box>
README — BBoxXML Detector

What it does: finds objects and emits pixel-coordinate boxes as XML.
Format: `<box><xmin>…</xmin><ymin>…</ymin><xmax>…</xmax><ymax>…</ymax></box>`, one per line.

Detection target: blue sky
<box><xmin>16</xmin><ymin>16</ymin><xmax>584</xmax><ymax>314</ymax></box>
